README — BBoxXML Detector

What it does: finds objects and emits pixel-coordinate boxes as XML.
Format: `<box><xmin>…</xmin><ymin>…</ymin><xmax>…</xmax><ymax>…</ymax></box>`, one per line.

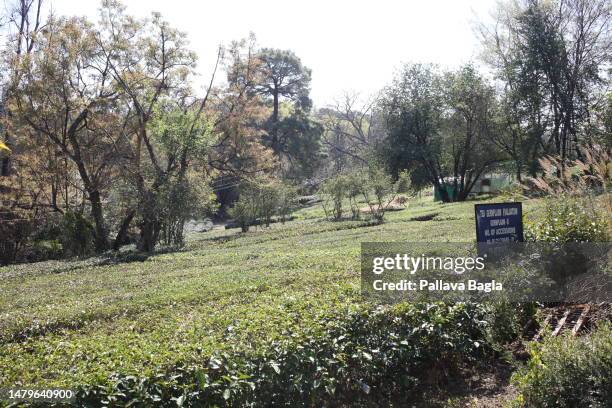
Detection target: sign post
<box><xmin>475</xmin><ymin>202</ymin><xmax>524</xmax><ymax>243</ymax></box>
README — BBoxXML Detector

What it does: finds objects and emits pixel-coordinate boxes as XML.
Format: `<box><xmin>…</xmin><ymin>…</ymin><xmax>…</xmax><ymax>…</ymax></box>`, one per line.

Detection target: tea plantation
<box><xmin>0</xmin><ymin>197</ymin><xmax>549</xmax><ymax>405</ymax></box>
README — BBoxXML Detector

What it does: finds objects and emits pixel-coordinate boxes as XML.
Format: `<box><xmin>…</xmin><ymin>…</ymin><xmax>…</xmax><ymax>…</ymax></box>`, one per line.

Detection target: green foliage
<box><xmin>255</xmin><ymin>48</ymin><xmax>312</xmax><ymax>110</ymax></box>
<box><xmin>278</xmin><ymin>113</ymin><xmax>325</xmax><ymax>180</ymax></box>
<box><xmin>0</xmin><ymin>197</ymin><xmax>548</xmax><ymax>398</ymax></box>
<box><xmin>256</xmin><ymin>181</ymin><xmax>281</xmax><ymax>227</ymax></box>
<box><xmin>525</xmin><ymin>196</ymin><xmax>609</xmax><ymax>243</ymax></box>
<box><xmin>485</xmin><ymin>301</ymin><xmax>537</xmax><ymax>345</ymax></box>
<box><xmin>148</xmin><ymin>102</ymin><xmax>218</xmax><ymax>247</ymax></box>
<box><xmin>344</xmin><ymin>171</ymin><xmax>364</xmax><ymax>219</ymax></box>
<box><xmin>228</xmin><ymin>178</ymin><xmax>297</xmax><ymax>231</ymax></box>
<box><xmin>60</xmin><ymin>211</ymin><xmax>95</xmax><ymax>257</ymax></box>
<box><xmin>379</xmin><ymin>63</ymin><xmax>443</xmax><ymax>190</ymax></box>
<box><xmin>319</xmin><ymin>175</ymin><xmax>348</xmax><ymax>221</ymax></box>
<box><xmin>158</xmin><ymin>173</ymin><xmax>218</xmax><ymax>246</ymax></box>
<box><xmin>255</xmin><ymin>48</ymin><xmax>322</xmax><ymax>179</ymax></box>
<box><xmin>379</xmin><ymin>63</ymin><xmax>501</xmax><ymax>202</ymax></box>
<box><xmin>513</xmin><ymin>323</ymin><xmax>612</xmax><ymax>408</ymax></box>
<box><xmin>277</xmin><ymin>184</ymin><xmax>298</xmax><ymax>223</ymax></box>
<box><xmin>227</xmin><ymin>196</ymin><xmax>257</xmax><ymax>233</ymax></box>
<box><xmin>319</xmin><ymin>167</ymin><xmax>403</xmax><ymax>222</ymax></box>
<box><xmin>29</xmin><ymin>240</ymin><xmax>63</xmax><ymax>262</ymax></box>
<box><xmin>361</xmin><ymin>166</ymin><xmax>396</xmax><ymax>223</ymax></box>
<box><xmin>151</xmin><ymin>102</ymin><xmax>215</xmax><ymax>159</ymax></box>
<box><xmin>73</xmin><ymin>302</ymin><xmax>491</xmax><ymax>407</ymax></box>
<box><xmin>395</xmin><ymin>170</ymin><xmax>413</xmax><ymax>194</ymax></box>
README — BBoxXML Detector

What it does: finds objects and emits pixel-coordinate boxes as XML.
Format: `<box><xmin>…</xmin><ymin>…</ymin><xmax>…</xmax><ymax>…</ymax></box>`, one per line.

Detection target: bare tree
<box><xmin>319</xmin><ymin>92</ymin><xmax>382</xmax><ymax>170</ymax></box>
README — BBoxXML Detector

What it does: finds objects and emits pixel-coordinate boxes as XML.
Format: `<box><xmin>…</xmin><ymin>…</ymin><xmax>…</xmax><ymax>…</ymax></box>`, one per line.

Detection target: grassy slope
<box><xmin>0</xmin><ymin>196</ymin><xmax>544</xmax><ymax>388</ymax></box>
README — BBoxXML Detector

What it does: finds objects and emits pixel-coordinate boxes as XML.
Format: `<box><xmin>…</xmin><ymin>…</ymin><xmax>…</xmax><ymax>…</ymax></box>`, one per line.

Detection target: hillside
<box><xmin>0</xmin><ymin>197</ymin><xmax>544</xmax><ymax>393</ymax></box>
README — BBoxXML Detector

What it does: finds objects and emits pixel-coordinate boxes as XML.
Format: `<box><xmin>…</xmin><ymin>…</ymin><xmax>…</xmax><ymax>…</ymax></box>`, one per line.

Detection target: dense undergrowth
<box><xmin>512</xmin><ymin>323</ymin><xmax>611</xmax><ymax>408</ymax></box>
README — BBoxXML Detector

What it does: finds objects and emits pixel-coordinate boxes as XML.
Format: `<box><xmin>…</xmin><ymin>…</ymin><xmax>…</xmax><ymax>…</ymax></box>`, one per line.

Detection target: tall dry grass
<box><xmin>523</xmin><ymin>145</ymin><xmax>611</xmax><ymax>237</ymax></box>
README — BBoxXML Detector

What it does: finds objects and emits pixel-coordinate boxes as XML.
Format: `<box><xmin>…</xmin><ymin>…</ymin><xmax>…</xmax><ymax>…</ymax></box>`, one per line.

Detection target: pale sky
<box><xmin>49</xmin><ymin>0</ymin><xmax>496</xmax><ymax>107</ymax></box>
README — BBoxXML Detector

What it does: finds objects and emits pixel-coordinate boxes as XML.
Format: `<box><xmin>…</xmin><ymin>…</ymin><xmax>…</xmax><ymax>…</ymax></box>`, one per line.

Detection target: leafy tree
<box><xmin>9</xmin><ymin>16</ymin><xmax>123</xmax><ymax>251</ymax></box>
<box><xmin>0</xmin><ymin>0</ymin><xmax>45</xmax><ymax>178</ymax></box>
<box><xmin>379</xmin><ymin>64</ymin><xmax>451</xmax><ymax>200</ymax></box>
<box><xmin>255</xmin><ymin>48</ymin><xmax>312</xmax><ymax>153</ymax></box>
<box><xmin>478</xmin><ymin>0</ymin><xmax>611</xmax><ymax>172</ymax></box>
<box><xmin>277</xmin><ymin>111</ymin><xmax>324</xmax><ymax>180</ymax></box>
<box><xmin>253</xmin><ymin>48</ymin><xmax>323</xmax><ymax>179</ymax></box>
<box><xmin>443</xmin><ymin>65</ymin><xmax>505</xmax><ymax>200</ymax></box>
<box><xmin>97</xmin><ymin>2</ymin><xmax>204</xmax><ymax>251</ymax></box>
<box><xmin>150</xmin><ymin>103</ymin><xmax>218</xmax><ymax>246</ymax></box>
<box><xmin>379</xmin><ymin>63</ymin><xmax>503</xmax><ymax>202</ymax></box>
<box><xmin>212</xmin><ymin>37</ymin><xmax>276</xmax><ymax>176</ymax></box>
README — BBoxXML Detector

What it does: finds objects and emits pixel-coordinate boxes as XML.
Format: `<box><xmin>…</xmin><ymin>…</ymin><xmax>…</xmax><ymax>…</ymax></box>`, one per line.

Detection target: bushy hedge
<box><xmin>513</xmin><ymin>323</ymin><xmax>612</xmax><ymax>408</ymax></box>
<box><xmin>64</xmin><ymin>302</ymin><xmax>491</xmax><ymax>407</ymax></box>
<box><xmin>525</xmin><ymin>195</ymin><xmax>609</xmax><ymax>243</ymax></box>
<box><xmin>228</xmin><ymin>179</ymin><xmax>297</xmax><ymax>232</ymax></box>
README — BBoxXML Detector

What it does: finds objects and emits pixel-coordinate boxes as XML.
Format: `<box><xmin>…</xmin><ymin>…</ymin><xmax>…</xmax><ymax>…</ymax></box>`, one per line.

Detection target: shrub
<box><xmin>318</xmin><ymin>168</ymin><xmax>402</xmax><ymax>223</ymax></box>
<box><xmin>158</xmin><ymin>173</ymin><xmax>218</xmax><ymax>246</ymax></box>
<box><xmin>277</xmin><ymin>184</ymin><xmax>298</xmax><ymax>223</ymax></box>
<box><xmin>361</xmin><ymin>167</ymin><xmax>396</xmax><ymax>223</ymax></box>
<box><xmin>255</xmin><ymin>181</ymin><xmax>280</xmax><ymax>227</ymax></box>
<box><xmin>485</xmin><ymin>301</ymin><xmax>537</xmax><ymax>345</ymax></box>
<box><xmin>228</xmin><ymin>196</ymin><xmax>257</xmax><ymax>232</ymax></box>
<box><xmin>27</xmin><ymin>239</ymin><xmax>63</xmax><ymax>262</ymax></box>
<box><xmin>74</xmin><ymin>302</ymin><xmax>492</xmax><ymax>407</ymax></box>
<box><xmin>319</xmin><ymin>175</ymin><xmax>347</xmax><ymax>221</ymax></box>
<box><xmin>524</xmin><ymin>196</ymin><xmax>609</xmax><ymax>287</ymax></box>
<box><xmin>60</xmin><ymin>211</ymin><xmax>95</xmax><ymax>257</ymax></box>
<box><xmin>344</xmin><ymin>172</ymin><xmax>364</xmax><ymax>219</ymax></box>
<box><xmin>228</xmin><ymin>178</ymin><xmax>297</xmax><ymax>230</ymax></box>
<box><xmin>525</xmin><ymin>196</ymin><xmax>609</xmax><ymax>243</ymax></box>
<box><xmin>0</xmin><ymin>209</ymin><xmax>37</xmax><ymax>265</ymax></box>
<box><xmin>513</xmin><ymin>323</ymin><xmax>612</xmax><ymax>408</ymax></box>
<box><xmin>396</xmin><ymin>170</ymin><xmax>413</xmax><ymax>194</ymax></box>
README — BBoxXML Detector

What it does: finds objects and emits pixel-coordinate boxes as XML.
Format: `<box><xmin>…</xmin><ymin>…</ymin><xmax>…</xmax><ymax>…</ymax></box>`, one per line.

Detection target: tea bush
<box><xmin>513</xmin><ymin>323</ymin><xmax>612</xmax><ymax>408</ymax></box>
<box><xmin>277</xmin><ymin>184</ymin><xmax>298</xmax><ymax>223</ymax></box>
<box><xmin>73</xmin><ymin>302</ymin><xmax>492</xmax><ymax>407</ymax></box>
<box><xmin>485</xmin><ymin>301</ymin><xmax>537</xmax><ymax>345</ymax></box>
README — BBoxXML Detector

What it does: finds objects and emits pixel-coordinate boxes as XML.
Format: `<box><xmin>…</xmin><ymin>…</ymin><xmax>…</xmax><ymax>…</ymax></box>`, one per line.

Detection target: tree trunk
<box><xmin>0</xmin><ymin>157</ymin><xmax>9</xmax><ymax>176</ymax></box>
<box><xmin>89</xmin><ymin>190</ymin><xmax>109</xmax><ymax>252</ymax></box>
<box><xmin>271</xmin><ymin>90</ymin><xmax>279</xmax><ymax>152</ymax></box>
<box><xmin>137</xmin><ymin>192</ymin><xmax>159</xmax><ymax>252</ymax></box>
<box><xmin>138</xmin><ymin>217</ymin><xmax>158</xmax><ymax>252</ymax></box>
<box><xmin>515</xmin><ymin>160</ymin><xmax>523</xmax><ymax>183</ymax></box>
<box><xmin>113</xmin><ymin>210</ymin><xmax>135</xmax><ymax>250</ymax></box>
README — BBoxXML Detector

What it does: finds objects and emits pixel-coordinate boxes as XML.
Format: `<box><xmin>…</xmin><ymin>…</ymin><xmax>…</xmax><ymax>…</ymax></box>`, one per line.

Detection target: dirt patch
<box><xmin>409</xmin><ymin>212</ymin><xmax>439</xmax><ymax>221</ymax></box>
<box><xmin>440</xmin><ymin>363</ymin><xmax>519</xmax><ymax>408</ymax></box>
